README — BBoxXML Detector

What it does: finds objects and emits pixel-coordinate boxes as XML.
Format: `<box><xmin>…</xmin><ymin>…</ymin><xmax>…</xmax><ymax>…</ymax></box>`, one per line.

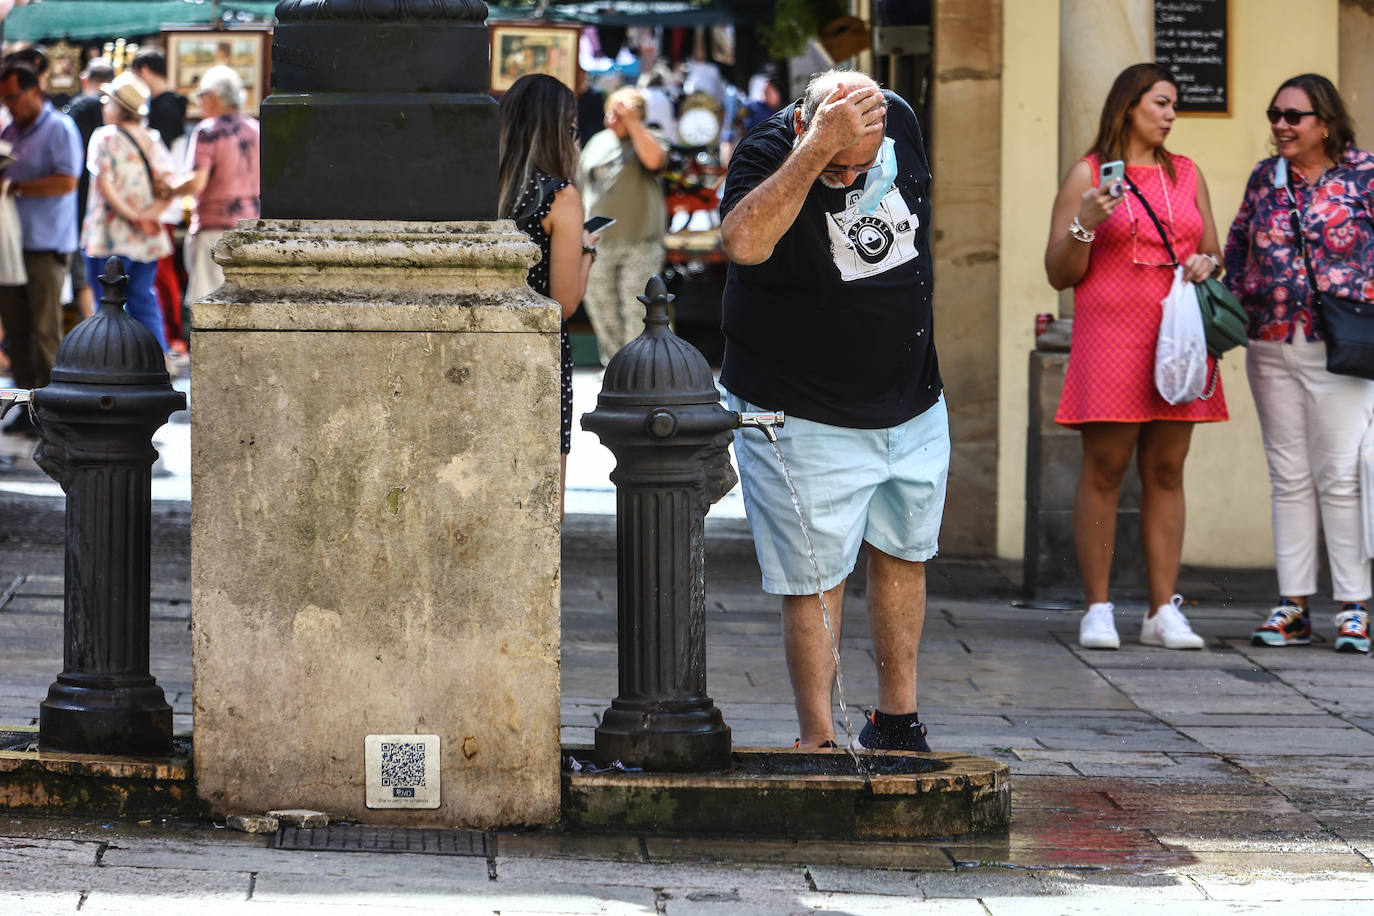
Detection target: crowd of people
<box><xmin>0</xmin><ymin>42</ymin><xmax>261</xmax><ymax>437</ymax></box>
<box><xmin>1048</xmin><ymin>64</ymin><xmax>1373</xmax><ymax>660</ymax></box>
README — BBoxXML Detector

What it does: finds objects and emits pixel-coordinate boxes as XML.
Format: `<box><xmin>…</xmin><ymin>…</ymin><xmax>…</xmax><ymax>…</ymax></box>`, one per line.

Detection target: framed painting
<box><xmin>163</xmin><ymin>26</ymin><xmax>272</xmax><ymax>118</ymax></box>
<box><xmin>46</xmin><ymin>41</ymin><xmax>82</xmax><ymax>98</ymax></box>
<box><xmin>489</xmin><ymin>23</ymin><xmax>580</xmax><ymax>95</ymax></box>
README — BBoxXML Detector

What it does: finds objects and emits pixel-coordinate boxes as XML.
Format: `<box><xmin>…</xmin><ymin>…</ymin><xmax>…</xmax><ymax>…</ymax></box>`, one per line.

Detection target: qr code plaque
<box><xmin>365</xmin><ymin>735</ymin><xmax>440</xmax><ymax>808</ymax></box>
<box><xmin>380</xmin><ymin>742</ymin><xmax>426</xmax><ymax>789</ymax></box>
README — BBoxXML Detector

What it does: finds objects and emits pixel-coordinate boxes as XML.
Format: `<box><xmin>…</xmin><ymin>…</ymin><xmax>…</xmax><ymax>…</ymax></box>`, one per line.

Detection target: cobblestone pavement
<box><xmin>4</xmin><ymin>439</ymin><xmax>1374</xmax><ymax>910</ymax></box>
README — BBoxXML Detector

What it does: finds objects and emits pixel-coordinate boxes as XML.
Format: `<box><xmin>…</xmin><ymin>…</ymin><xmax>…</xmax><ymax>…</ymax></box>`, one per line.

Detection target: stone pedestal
<box><xmin>190</xmin><ymin>219</ymin><xmax>561</xmax><ymax>827</ymax></box>
<box><xmin>1022</xmin><ymin>339</ymin><xmax>1143</xmax><ymax>603</ymax></box>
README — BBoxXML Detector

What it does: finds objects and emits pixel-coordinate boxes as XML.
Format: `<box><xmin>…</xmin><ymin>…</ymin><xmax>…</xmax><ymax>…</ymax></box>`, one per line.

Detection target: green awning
<box><xmin>4</xmin><ymin>0</ymin><xmax>766</xmax><ymax>43</ymax></box>
<box><xmin>489</xmin><ymin>1</ymin><xmax>768</xmax><ymax>27</ymax></box>
<box><xmin>2</xmin><ymin>1</ymin><xmax>279</xmax><ymax>43</ymax></box>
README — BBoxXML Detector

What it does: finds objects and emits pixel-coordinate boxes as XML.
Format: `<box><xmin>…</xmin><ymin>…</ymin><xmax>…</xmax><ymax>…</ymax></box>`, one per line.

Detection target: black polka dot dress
<box><xmin>514</xmin><ymin>170</ymin><xmax>574</xmax><ymax>455</ymax></box>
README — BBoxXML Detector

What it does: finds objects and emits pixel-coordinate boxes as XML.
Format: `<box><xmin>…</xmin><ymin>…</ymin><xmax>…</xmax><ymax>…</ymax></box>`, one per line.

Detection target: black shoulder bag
<box><xmin>1124</xmin><ymin>174</ymin><xmax>1250</xmax><ymax>360</ymax></box>
<box><xmin>1282</xmin><ymin>179</ymin><xmax>1374</xmax><ymax>380</ymax></box>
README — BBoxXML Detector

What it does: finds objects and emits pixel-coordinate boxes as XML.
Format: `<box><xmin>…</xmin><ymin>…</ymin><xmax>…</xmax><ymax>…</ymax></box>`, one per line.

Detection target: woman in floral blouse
<box><xmin>81</xmin><ymin>71</ymin><xmax>175</xmax><ymax>353</ymax></box>
<box><xmin>1224</xmin><ymin>73</ymin><xmax>1374</xmax><ymax>654</ymax></box>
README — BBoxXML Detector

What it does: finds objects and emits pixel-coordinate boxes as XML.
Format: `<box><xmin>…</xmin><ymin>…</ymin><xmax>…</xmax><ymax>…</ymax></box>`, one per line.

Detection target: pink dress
<box><xmin>1055</xmin><ymin>154</ymin><xmax>1228</xmax><ymax>427</ymax></box>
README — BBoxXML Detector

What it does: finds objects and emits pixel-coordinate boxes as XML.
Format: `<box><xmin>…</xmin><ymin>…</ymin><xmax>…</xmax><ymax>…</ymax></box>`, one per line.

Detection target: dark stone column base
<box><xmin>595</xmin><ymin>700</ymin><xmax>732</xmax><ymax>773</ymax></box>
<box><xmin>260</xmin><ymin>93</ymin><xmax>499</xmax><ymax>221</ymax></box>
<box><xmin>39</xmin><ymin>680</ymin><xmax>172</xmax><ymax>757</ymax></box>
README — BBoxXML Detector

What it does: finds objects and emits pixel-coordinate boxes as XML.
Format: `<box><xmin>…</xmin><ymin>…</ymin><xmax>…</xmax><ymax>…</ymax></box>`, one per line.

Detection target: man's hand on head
<box><xmin>802</xmin><ymin>85</ymin><xmax>886</xmax><ymax>159</ymax></box>
<box><xmin>611</xmin><ymin>99</ymin><xmax>641</xmax><ymax>127</ymax></box>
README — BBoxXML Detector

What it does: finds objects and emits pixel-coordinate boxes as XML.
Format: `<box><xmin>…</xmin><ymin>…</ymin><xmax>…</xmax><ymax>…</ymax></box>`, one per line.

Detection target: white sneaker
<box><xmin>1140</xmin><ymin>594</ymin><xmax>1205</xmax><ymax>649</ymax></box>
<box><xmin>1079</xmin><ymin>602</ymin><xmax>1120</xmax><ymax>649</ymax></box>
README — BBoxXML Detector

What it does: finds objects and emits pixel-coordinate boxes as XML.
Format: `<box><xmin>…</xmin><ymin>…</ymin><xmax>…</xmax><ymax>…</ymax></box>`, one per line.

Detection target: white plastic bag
<box><xmin>1360</xmin><ymin>416</ymin><xmax>1374</xmax><ymax>560</ymax></box>
<box><xmin>0</xmin><ymin>180</ymin><xmax>24</xmax><ymax>287</ymax></box>
<box><xmin>1154</xmin><ymin>265</ymin><xmax>1208</xmax><ymax>405</ymax></box>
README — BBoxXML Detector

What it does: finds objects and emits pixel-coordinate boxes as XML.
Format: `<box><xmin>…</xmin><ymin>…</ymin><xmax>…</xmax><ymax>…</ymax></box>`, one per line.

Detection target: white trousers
<box><xmin>1246</xmin><ymin>333</ymin><xmax>1374</xmax><ymax>601</ymax></box>
<box><xmin>582</xmin><ymin>239</ymin><xmax>666</xmax><ymax>366</ymax></box>
<box><xmin>184</xmin><ymin>229</ymin><xmax>226</xmax><ymax>305</ymax></box>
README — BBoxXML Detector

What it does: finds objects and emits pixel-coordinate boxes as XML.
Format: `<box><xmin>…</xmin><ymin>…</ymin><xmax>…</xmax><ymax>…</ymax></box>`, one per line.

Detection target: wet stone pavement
<box><xmin>4</xmin><ymin>477</ymin><xmax>1374</xmax><ymax>908</ymax></box>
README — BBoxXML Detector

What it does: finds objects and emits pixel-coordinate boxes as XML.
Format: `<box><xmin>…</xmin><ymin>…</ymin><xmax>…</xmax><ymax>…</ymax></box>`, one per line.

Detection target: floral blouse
<box><xmin>81</xmin><ymin>124</ymin><xmax>174</xmax><ymax>263</ymax></box>
<box><xmin>1223</xmin><ymin>146</ymin><xmax>1374</xmax><ymax>342</ymax></box>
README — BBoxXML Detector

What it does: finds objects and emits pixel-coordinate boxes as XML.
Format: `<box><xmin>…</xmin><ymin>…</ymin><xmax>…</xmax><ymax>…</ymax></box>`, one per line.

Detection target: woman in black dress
<box><xmin>498</xmin><ymin>74</ymin><xmax>600</xmax><ymax>516</ymax></box>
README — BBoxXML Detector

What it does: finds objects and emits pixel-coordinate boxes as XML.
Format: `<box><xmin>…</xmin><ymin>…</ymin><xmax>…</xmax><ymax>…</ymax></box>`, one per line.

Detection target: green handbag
<box><xmin>1195</xmin><ymin>277</ymin><xmax>1249</xmax><ymax>358</ymax></box>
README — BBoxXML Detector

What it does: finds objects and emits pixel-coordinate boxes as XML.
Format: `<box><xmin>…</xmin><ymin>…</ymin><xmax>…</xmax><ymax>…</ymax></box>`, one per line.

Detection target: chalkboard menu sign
<box><xmin>1155</xmin><ymin>0</ymin><xmax>1229</xmax><ymax>114</ymax></box>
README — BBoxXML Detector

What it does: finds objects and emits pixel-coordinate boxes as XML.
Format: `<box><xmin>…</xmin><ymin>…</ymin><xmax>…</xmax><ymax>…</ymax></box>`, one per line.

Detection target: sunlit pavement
<box><xmin>1</xmin><ymin>367</ymin><xmax>734</xmax><ymax>515</ymax></box>
<box><xmin>6</xmin><ymin>370</ymin><xmax>1374</xmax><ymax>911</ymax></box>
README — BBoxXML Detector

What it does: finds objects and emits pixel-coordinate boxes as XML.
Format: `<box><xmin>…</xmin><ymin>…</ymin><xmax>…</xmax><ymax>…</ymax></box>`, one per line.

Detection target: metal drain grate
<box><xmin>0</xmin><ymin>730</ymin><xmax>38</xmax><ymax>752</ymax></box>
<box><xmin>270</xmin><ymin>825</ymin><xmax>492</xmax><ymax>857</ymax></box>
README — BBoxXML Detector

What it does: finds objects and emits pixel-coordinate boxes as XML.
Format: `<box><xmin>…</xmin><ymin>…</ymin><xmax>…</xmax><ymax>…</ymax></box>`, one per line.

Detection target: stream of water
<box><xmin>767</xmin><ymin>439</ymin><xmax>867</xmax><ymax>773</ymax></box>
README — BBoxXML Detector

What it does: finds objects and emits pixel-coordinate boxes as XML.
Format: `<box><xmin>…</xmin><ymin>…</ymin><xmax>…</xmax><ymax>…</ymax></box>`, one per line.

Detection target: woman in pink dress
<box><xmin>1044</xmin><ymin>63</ymin><xmax>1228</xmax><ymax>651</ymax></box>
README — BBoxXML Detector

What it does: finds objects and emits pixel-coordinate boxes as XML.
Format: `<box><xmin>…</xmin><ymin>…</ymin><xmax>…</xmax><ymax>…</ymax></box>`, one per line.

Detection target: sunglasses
<box><xmin>1130</xmin><ymin>217</ymin><xmax>1177</xmax><ymax>269</ymax></box>
<box><xmin>1266</xmin><ymin>108</ymin><xmax>1317</xmax><ymax>126</ymax></box>
<box><xmin>820</xmin><ymin>156</ymin><xmax>879</xmax><ymax>177</ymax></box>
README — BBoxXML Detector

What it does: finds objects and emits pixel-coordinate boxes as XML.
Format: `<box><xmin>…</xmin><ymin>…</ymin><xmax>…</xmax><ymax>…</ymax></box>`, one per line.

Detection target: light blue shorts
<box><xmin>728</xmin><ymin>393</ymin><xmax>950</xmax><ymax>596</ymax></box>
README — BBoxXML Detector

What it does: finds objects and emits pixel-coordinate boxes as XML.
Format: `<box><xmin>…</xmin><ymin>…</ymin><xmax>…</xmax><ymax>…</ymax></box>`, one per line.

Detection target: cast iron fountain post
<box><xmin>33</xmin><ymin>258</ymin><xmax>186</xmax><ymax>756</ymax></box>
<box><xmin>581</xmin><ymin>276</ymin><xmax>740</xmax><ymax>772</ymax></box>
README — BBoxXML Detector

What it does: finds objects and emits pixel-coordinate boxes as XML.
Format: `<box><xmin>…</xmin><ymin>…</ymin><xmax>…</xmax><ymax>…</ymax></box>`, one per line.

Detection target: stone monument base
<box><xmin>191</xmin><ymin>219</ymin><xmax>561</xmax><ymax>827</ymax></box>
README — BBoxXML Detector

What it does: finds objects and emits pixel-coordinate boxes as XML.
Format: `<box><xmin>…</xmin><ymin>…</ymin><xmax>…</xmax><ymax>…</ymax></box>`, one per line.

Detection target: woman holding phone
<box><xmin>1044</xmin><ymin>63</ymin><xmax>1227</xmax><ymax>650</ymax></box>
<box><xmin>497</xmin><ymin>74</ymin><xmax>601</xmax><ymax>514</ymax></box>
<box><xmin>1224</xmin><ymin>74</ymin><xmax>1374</xmax><ymax>653</ymax></box>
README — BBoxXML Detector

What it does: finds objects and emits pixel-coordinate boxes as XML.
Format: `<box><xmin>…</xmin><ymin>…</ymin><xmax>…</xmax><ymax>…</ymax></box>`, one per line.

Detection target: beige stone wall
<box><xmin>191</xmin><ymin>220</ymin><xmax>563</xmax><ymax>827</ymax></box>
<box><xmin>995</xmin><ymin>0</ymin><xmax>1342</xmax><ymax>566</ymax></box>
<box><xmin>932</xmin><ymin>0</ymin><xmax>1001</xmax><ymax>556</ymax></box>
<box><xmin>996</xmin><ymin>0</ymin><xmax>1061</xmax><ymax>560</ymax></box>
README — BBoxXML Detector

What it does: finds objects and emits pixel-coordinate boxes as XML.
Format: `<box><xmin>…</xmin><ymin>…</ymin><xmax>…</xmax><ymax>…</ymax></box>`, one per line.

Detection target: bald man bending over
<box><xmin>719</xmin><ymin>69</ymin><xmax>948</xmax><ymax>752</ymax></box>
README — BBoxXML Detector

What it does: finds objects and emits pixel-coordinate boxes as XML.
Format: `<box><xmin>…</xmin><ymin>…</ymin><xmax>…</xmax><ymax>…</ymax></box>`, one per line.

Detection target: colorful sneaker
<box><xmin>793</xmin><ymin>739</ymin><xmax>839</xmax><ymax>749</ymax></box>
<box><xmin>1079</xmin><ymin>601</ymin><xmax>1120</xmax><ymax>649</ymax></box>
<box><xmin>1251</xmin><ymin>602</ymin><xmax>1311</xmax><ymax>647</ymax></box>
<box><xmin>1140</xmin><ymin>594</ymin><xmax>1204</xmax><ymax>649</ymax></box>
<box><xmin>856</xmin><ymin>709</ymin><xmax>931</xmax><ymax>752</ymax></box>
<box><xmin>1334</xmin><ymin>605</ymin><xmax>1370</xmax><ymax>654</ymax></box>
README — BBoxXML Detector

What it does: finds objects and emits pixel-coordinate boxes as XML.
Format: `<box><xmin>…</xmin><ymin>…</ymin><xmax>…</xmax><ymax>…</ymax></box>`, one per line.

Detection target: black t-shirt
<box><xmin>147</xmin><ymin>91</ymin><xmax>188</xmax><ymax>148</ymax></box>
<box><xmin>719</xmin><ymin>92</ymin><xmax>941</xmax><ymax>429</ymax></box>
<box><xmin>64</xmin><ymin>94</ymin><xmax>104</xmax><ymax>221</ymax></box>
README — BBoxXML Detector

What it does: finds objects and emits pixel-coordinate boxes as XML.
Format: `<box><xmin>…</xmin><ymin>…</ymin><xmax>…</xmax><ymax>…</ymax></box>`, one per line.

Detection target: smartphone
<box><xmin>1099</xmin><ymin>159</ymin><xmax>1125</xmax><ymax>197</ymax></box>
<box><xmin>583</xmin><ymin>216</ymin><xmax>616</xmax><ymax>234</ymax></box>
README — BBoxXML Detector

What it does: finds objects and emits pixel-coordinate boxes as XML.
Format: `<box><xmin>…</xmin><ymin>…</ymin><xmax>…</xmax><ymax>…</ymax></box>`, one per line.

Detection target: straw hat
<box><xmin>99</xmin><ymin>71</ymin><xmax>150</xmax><ymax>117</ymax></box>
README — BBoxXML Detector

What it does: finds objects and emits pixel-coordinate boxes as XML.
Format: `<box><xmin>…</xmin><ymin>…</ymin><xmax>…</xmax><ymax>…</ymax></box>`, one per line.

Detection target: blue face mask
<box><xmin>854</xmin><ymin>136</ymin><xmax>897</xmax><ymax>216</ymax></box>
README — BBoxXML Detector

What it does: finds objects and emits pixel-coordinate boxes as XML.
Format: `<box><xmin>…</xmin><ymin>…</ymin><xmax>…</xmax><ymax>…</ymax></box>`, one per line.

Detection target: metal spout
<box><xmin>736</xmin><ymin>410</ymin><xmax>785</xmax><ymax>443</ymax></box>
<box><xmin>0</xmin><ymin>388</ymin><xmax>32</xmax><ymax>417</ymax></box>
